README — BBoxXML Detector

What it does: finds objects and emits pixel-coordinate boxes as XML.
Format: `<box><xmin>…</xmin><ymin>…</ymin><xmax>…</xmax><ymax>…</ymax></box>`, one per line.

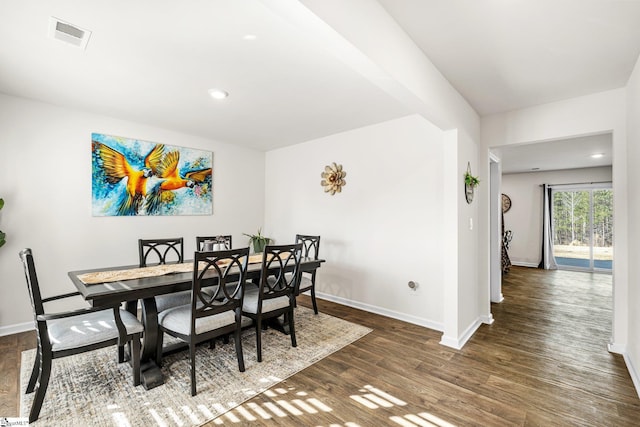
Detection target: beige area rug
<box><xmin>20</xmin><ymin>307</ymin><xmax>372</xmax><ymax>426</ymax></box>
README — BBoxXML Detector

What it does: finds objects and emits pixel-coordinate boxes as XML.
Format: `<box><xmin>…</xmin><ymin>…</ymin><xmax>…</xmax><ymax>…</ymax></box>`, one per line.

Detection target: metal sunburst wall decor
<box><xmin>321</xmin><ymin>162</ymin><xmax>347</xmax><ymax>195</ymax></box>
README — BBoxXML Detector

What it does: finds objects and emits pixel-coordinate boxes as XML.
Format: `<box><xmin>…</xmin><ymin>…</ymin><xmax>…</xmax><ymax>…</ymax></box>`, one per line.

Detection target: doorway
<box><xmin>552</xmin><ymin>184</ymin><xmax>613</xmax><ymax>272</ymax></box>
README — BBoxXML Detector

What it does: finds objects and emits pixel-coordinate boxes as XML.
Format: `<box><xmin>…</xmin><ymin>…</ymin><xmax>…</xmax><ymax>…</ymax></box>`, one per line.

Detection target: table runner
<box><xmin>77</xmin><ymin>254</ymin><xmax>266</xmax><ymax>285</ymax></box>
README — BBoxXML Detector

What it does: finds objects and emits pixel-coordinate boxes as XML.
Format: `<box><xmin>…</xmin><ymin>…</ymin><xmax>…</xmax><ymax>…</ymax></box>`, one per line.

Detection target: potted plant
<box><xmin>464</xmin><ymin>171</ymin><xmax>480</xmax><ymax>188</ymax></box>
<box><xmin>243</xmin><ymin>228</ymin><xmax>271</xmax><ymax>253</ymax></box>
<box><xmin>0</xmin><ymin>198</ymin><xmax>5</xmax><ymax>248</ymax></box>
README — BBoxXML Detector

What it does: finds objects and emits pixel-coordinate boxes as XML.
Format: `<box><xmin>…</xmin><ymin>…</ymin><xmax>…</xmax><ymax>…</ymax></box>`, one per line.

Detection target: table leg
<box><xmin>265</xmin><ymin>314</ymin><xmax>291</xmax><ymax>335</ymax></box>
<box><xmin>139</xmin><ymin>297</ymin><xmax>164</xmax><ymax>390</ymax></box>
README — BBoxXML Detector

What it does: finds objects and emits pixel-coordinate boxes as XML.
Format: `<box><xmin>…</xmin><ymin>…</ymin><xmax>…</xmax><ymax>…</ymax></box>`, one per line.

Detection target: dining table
<box><xmin>68</xmin><ymin>254</ymin><xmax>324</xmax><ymax>390</ymax></box>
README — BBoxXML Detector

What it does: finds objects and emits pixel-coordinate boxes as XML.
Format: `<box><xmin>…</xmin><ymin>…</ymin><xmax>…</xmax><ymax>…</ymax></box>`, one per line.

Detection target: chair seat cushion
<box><xmin>201</xmin><ymin>282</ymin><xmax>242</xmax><ymax>301</ymax></box>
<box><xmin>49</xmin><ymin>309</ymin><xmax>143</xmax><ymax>352</ymax></box>
<box><xmin>242</xmin><ymin>288</ymin><xmax>290</xmax><ymax>314</ymax></box>
<box><xmin>285</xmin><ymin>272</ymin><xmax>313</xmax><ymax>293</ymax></box>
<box><xmin>155</xmin><ymin>290</ymin><xmax>192</xmax><ymax>313</ymax></box>
<box><xmin>158</xmin><ymin>305</ymin><xmax>237</xmax><ymax>336</ymax></box>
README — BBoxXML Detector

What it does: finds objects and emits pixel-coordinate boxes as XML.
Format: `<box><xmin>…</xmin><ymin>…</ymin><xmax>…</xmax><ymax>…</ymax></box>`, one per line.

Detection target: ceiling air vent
<box><xmin>48</xmin><ymin>17</ymin><xmax>92</xmax><ymax>50</ymax></box>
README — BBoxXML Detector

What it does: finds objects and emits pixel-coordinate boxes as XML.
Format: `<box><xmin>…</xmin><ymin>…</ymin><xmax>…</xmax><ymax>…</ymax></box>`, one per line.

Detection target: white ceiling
<box><xmin>378</xmin><ymin>0</ymin><xmax>640</xmax><ymax>116</ymax></box>
<box><xmin>492</xmin><ymin>133</ymin><xmax>612</xmax><ymax>174</ymax></box>
<box><xmin>1</xmin><ymin>1</ymin><xmax>639</xmax><ymax>171</ymax></box>
<box><xmin>0</xmin><ymin>0</ymin><xmax>411</xmax><ymax>151</ymax></box>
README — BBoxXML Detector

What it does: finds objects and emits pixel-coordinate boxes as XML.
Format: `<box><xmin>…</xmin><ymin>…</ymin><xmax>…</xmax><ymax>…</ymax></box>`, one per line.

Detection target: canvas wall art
<box><xmin>91</xmin><ymin>133</ymin><xmax>213</xmax><ymax>216</ymax></box>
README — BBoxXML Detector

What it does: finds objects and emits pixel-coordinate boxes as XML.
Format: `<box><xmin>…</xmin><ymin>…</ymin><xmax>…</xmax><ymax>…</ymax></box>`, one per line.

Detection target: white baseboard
<box><xmin>608</xmin><ymin>342</ymin><xmax>626</xmax><ymax>354</ymax></box>
<box><xmin>480</xmin><ymin>313</ymin><xmax>494</xmax><ymax>325</ymax></box>
<box><xmin>316</xmin><ymin>292</ymin><xmax>443</xmax><ymax>332</ymax></box>
<box><xmin>0</xmin><ymin>321</ymin><xmax>34</xmax><ymax>337</ymax></box>
<box><xmin>511</xmin><ymin>261</ymin><xmax>539</xmax><ymax>268</ymax></box>
<box><xmin>440</xmin><ymin>317</ymin><xmax>485</xmax><ymax>350</ymax></box>
<box><xmin>316</xmin><ymin>293</ymin><xmax>495</xmax><ymax>351</ymax></box>
<box><xmin>623</xmin><ymin>352</ymin><xmax>640</xmax><ymax>399</ymax></box>
<box><xmin>607</xmin><ymin>343</ymin><xmax>640</xmax><ymax>398</ymax></box>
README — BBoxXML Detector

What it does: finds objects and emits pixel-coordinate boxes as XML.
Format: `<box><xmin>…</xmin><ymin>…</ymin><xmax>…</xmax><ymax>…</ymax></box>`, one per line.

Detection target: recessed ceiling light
<box><xmin>591</xmin><ymin>153</ymin><xmax>604</xmax><ymax>159</ymax></box>
<box><xmin>243</xmin><ymin>34</ymin><xmax>257</xmax><ymax>40</ymax></box>
<box><xmin>208</xmin><ymin>89</ymin><xmax>229</xmax><ymax>100</ymax></box>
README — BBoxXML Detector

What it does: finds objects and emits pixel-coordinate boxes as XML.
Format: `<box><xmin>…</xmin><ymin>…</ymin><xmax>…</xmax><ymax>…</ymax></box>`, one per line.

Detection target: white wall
<box><xmin>0</xmin><ymin>93</ymin><xmax>266</xmax><ymax>333</ymax></box>
<box><xmin>502</xmin><ymin>167</ymin><xmax>613</xmax><ymax>266</ymax></box>
<box><xmin>481</xmin><ymin>88</ymin><xmax>628</xmax><ymax>351</ymax></box>
<box><xmin>264</xmin><ymin>115</ymin><xmax>446</xmax><ymax>330</ymax></box>
<box><xmin>457</xmin><ymin>131</ymin><xmax>483</xmax><ymax>342</ymax></box>
<box><xmin>625</xmin><ymin>53</ymin><xmax>640</xmax><ymax>394</ymax></box>
<box><xmin>288</xmin><ymin>0</ymin><xmax>485</xmax><ymax>348</ymax></box>
<box><xmin>1</xmin><ymin>2</ymin><xmax>489</xmax><ymax>349</ymax></box>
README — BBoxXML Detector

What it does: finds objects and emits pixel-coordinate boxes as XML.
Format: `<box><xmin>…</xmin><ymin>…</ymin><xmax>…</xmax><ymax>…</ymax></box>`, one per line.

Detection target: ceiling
<box><xmin>1</xmin><ymin>1</ymin><xmax>639</xmax><ymax>171</ymax></box>
<box><xmin>491</xmin><ymin>133</ymin><xmax>613</xmax><ymax>174</ymax></box>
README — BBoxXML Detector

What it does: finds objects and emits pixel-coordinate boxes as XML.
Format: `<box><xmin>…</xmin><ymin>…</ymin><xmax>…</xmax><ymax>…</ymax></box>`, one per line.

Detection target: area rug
<box><xmin>20</xmin><ymin>307</ymin><xmax>372</xmax><ymax>426</ymax></box>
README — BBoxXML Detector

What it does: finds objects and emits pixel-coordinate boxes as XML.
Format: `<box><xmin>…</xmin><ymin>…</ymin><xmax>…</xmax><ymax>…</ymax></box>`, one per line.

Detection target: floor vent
<box><xmin>48</xmin><ymin>17</ymin><xmax>91</xmax><ymax>50</ymax></box>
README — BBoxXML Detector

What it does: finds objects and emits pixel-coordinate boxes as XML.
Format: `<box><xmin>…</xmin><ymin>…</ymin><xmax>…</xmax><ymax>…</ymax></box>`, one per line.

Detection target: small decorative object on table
<box><xmin>321</xmin><ymin>162</ymin><xmax>347</xmax><ymax>195</ymax></box>
<box><xmin>464</xmin><ymin>162</ymin><xmax>480</xmax><ymax>204</ymax></box>
<box><xmin>243</xmin><ymin>228</ymin><xmax>271</xmax><ymax>253</ymax></box>
<box><xmin>202</xmin><ymin>236</ymin><xmax>230</xmax><ymax>251</ymax></box>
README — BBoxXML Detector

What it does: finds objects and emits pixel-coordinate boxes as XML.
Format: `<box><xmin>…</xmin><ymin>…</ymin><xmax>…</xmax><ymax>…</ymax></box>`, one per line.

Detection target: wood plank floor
<box><xmin>2</xmin><ymin>266</ymin><xmax>639</xmax><ymax>425</ymax></box>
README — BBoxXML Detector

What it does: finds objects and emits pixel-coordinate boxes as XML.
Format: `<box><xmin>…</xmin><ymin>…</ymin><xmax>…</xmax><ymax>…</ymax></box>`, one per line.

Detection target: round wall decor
<box><xmin>502</xmin><ymin>193</ymin><xmax>512</xmax><ymax>213</ymax></box>
<box><xmin>321</xmin><ymin>162</ymin><xmax>347</xmax><ymax>195</ymax></box>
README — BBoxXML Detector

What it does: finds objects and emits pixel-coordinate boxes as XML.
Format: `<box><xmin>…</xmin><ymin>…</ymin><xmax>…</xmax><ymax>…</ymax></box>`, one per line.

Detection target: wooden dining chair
<box><xmin>294</xmin><ymin>234</ymin><xmax>321</xmax><ymax>314</ymax></box>
<box><xmin>138</xmin><ymin>238</ymin><xmax>190</xmax><ymax>313</ymax></box>
<box><xmin>19</xmin><ymin>248</ymin><xmax>143</xmax><ymax>423</ymax></box>
<box><xmin>139</xmin><ymin>237</ymin><xmax>184</xmax><ymax>267</ymax></box>
<box><xmin>155</xmin><ymin>247</ymin><xmax>249</xmax><ymax>396</ymax></box>
<box><xmin>196</xmin><ymin>235</ymin><xmax>232</xmax><ymax>251</ymax></box>
<box><xmin>242</xmin><ymin>243</ymin><xmax>302</xmax><ymax>362</ymax></box>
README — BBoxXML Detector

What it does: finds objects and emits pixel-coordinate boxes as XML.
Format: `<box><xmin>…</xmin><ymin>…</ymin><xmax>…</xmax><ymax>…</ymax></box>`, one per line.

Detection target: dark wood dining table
<box><xmin>68</xmin><ymin>256</ymin><xmax>324</xmax><ymax>390</ymax></box>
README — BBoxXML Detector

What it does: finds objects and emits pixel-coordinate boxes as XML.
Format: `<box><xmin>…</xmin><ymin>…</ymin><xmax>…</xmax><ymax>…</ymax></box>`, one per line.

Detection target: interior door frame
<box><xmin>489</xmin><ymin>153</ymin><xmax>503</xmax><ymax>303</ymax></box>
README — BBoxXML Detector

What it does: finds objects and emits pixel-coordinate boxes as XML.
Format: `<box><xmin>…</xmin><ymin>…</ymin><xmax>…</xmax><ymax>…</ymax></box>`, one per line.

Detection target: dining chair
<box><xmin>19</xmin><ymin>248</ymin><xmax>143</xmax><ymax>423</ymax></box>
<box><xmin>138</xmin><ymin>238</ymin><xmax>190</xmax><ymax>313</ymax></box>
<box><xmin>155</xmin><ymin>247</ymin><xmax>249</xmax><ymax>396</ymax></box>
<box><xmin>196</xmin><ymin>235</ymin><xmax>232</xmax><ymax>251</ymax></box>
<box><xmin>294</xmin><ymin>234</ymin><xmax>321</xmax><ymax>314</ymax></box>
<box><xmin>242</xmin><ymin>243</ymin><xmax>302</xmax><ymax>362</ymax></box>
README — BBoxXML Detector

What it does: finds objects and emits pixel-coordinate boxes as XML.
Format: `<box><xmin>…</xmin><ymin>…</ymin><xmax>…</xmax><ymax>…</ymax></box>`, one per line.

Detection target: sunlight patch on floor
<box><xmin>211</xmin><ymin>384</ymin><xmax>333</xmax><ymax>424</ymax></box>
<box><xmin>350</xmin><ymin>384</ymin><xmax>408</xmax><ymax>409</ymax></box>
<box><xmin>390</xmin><ymin>412</ymin><xmax>458</xmax><ymax>427</ymax></box>
<box><xmin>209</xmin><ymin>383</ymin><xmax>457</xmax><ymax>426</ymax></box>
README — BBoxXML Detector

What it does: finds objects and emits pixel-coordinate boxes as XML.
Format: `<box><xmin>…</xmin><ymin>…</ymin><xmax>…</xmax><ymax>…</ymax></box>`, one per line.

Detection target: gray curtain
<box><xmin>538</xmin><ymin>184</ymin><xmax>558</xmax><ymax>269</ymax></box>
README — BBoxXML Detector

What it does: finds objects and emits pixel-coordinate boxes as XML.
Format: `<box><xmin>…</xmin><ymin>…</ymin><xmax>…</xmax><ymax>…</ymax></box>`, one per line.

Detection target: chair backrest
<box><xmin>196</xmin><ymin>235</ymin><xmax>232</xmax><ymax>251</ymax></box>
<box><xmin>258</xmin><ymin>243</ymin><xmax>303</xmax><ymax>302</ymax></box>
<box><xmin>139</xmin><ymin>238</ymin><xmax>184</xmax><ymax>267</ymax></box>
<box><xmin>295</xmin><ymin>234</ymin><xmax>320</xmax><ymax>260</ymax></box>
<box><xmin>19</xmin><ymin>248</ymin><xmax>45</xmax><ymax>318</ymax></box>
<box><xmin>191</xmin><ymin>247</ymin><xmax>249</xmax><ymax>328</ymax></box>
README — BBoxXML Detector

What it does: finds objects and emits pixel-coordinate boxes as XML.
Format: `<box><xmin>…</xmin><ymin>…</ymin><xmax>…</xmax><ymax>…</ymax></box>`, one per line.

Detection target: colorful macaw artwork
<box><xmin>91</xmin><ymin>133</ymin><xmax>213</xmax><ymax>216</ymax></box>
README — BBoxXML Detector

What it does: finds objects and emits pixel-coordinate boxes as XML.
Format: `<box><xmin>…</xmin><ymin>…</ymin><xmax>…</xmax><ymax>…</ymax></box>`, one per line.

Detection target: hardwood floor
<box><xmin>2</xmin><ymin>266</ymin><xmax>639</xmax><ymax>425</ymax></box>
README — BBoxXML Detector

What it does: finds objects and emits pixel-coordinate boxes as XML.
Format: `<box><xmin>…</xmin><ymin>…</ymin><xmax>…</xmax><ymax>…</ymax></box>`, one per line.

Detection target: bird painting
<box><xmin>145</xmin><ymin>150</ymin><xmax>212</xmax><ymax>215</ymax></box>
<box><xmin>92</xmin><ymin>141</ymin><xmax>165</xmax><ymax>215</ymax></box>
<box><xmin>91</xmin><ymin>133</ymin><xmax>213</xmax><ymax>217</ymax></box>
